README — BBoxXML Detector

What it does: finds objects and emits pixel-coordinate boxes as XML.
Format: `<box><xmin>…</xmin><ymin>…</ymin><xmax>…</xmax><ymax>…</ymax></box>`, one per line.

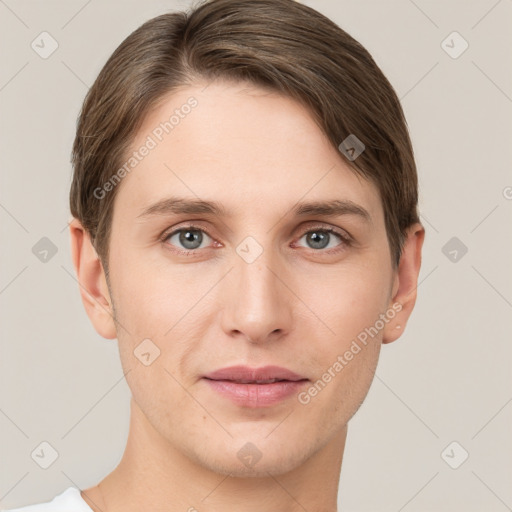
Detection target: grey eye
<box><xmin>167</xmin><ymin>228</ymin><xmax>211</xmax><ymax>250</ymax></box>
<box><xmin>298</xmin><ymin>230</ymin><xmax>343</xmax><ymax>250</ymax></box>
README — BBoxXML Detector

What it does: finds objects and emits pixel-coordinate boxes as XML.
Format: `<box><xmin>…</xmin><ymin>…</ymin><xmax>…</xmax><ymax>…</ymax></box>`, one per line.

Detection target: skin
<box><xmin>70</xmin><ymin>80</ymin><xmax>424</xmax><ymax>512</ymax></box>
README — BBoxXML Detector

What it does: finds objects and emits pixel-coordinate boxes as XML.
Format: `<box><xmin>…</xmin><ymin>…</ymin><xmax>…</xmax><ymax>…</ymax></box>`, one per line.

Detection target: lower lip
<box><xmin>203</xmin><ymin>378</ymin><xmax>308</xmax><ymax>407</ymax></box>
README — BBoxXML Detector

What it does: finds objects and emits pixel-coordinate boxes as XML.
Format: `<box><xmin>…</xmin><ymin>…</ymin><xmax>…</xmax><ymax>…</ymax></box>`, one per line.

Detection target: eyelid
<box><xmin>296</xmin><ymin>222</ymin><xmax>353</xmax><ymax>242</ymax></box>
<box><xmin>161</xmin><ymin>222</ymin><xmax>214</xmax><ymax>239</ymax></box>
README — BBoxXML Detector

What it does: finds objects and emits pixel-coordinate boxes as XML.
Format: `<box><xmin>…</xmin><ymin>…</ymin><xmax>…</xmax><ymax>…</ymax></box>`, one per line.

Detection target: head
<box><xmin>69</xmin><ymin>0</ymin><xmax>424</xmax><ymax>477</ymax></box>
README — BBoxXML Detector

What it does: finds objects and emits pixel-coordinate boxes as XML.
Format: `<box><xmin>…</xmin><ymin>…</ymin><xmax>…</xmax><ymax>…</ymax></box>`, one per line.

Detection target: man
<box><xmin>6</xmin><ymin>0</ymin><xmax>424</xmax><ymax>510</ymax></box>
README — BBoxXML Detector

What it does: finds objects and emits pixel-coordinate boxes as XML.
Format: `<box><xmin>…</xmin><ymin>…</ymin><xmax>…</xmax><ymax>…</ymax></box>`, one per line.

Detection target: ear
<box><xmin>382</xmin><ymin>222</ymin><xmax>425</xmax><ymax>344</ymax></box>
<box><xmin>69</xmin><ymin>218</ymin><xmax>117</xmax><ymax>340</ymax></box>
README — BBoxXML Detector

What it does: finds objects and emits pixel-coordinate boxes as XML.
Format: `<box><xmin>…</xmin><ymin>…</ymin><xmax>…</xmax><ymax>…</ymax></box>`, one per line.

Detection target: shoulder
<box><xmin>1</xmin><ymin>487</ymin><xmax>93</xmax><ymax>512</ymax></box>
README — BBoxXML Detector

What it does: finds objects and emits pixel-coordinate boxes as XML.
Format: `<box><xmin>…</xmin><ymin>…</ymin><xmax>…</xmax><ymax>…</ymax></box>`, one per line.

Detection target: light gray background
<box><xmin>1</xmin><ymin>0</ymin><xmax>511</xmax><ymax>510</ymax></box>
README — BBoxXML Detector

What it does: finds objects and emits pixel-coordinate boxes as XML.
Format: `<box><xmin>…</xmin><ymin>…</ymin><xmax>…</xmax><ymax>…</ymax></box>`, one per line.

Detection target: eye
<box><xmin>160</xmin><ymin>223</ymin><xmax>352</xmax><ymax>256</ymax></box>
<box><xmin>163</xmin><ymin>226</ymin><xmax>213</xmax><ymax>252</ymax></box>
<box><xmin>296</xmin><ymin>227</ymin><xmax>351</xmax><ymax>252</ymax></box>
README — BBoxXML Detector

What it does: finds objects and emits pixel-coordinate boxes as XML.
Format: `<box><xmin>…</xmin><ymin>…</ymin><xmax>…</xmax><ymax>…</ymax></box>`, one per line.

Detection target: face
<box><xmin>96</xmin><ymin>80</ymin><xmax>402</xmax><ymax>476</ymax></box>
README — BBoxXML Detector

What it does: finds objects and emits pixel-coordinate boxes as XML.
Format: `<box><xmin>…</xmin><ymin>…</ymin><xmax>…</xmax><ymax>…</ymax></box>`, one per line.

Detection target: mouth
<box><xmin>204</xmin><ymin>378</ymin><xmax>298</xmax><ymax>384</ymax></box>
<box><xmin>202</xmin><ymin>365</ymin><xmax>309</xmax><ymax>407</ymax></box>
<box><xmin>203</xmin><ymin>364</ymin><xmax>307</xmax><ymax>382</ymax></box>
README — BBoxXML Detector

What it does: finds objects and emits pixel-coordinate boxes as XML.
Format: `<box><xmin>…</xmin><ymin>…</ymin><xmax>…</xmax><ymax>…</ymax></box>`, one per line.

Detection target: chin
<box><xmin>208</xmin><ymin>453</ymin><xmax>306</xmax><ymax>478</ymax></box>
<box><xmin>190</xmin><ymin>435</ymin><xmax>314</xmax><ymax>478</ymax></box>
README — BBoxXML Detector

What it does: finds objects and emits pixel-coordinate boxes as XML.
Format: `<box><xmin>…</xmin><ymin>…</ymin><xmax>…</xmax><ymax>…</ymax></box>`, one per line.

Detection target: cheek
<box><xmin>297</xmin><ymin>331</ymin><xmax>381</xmax><ymax>432</ymax></box>
<box><xmin>110</xmin><ymin>250</ymin><xmax>195</xmax><ymax>335</ymax></box>
<box><xmin>297</xmin><ymin>260</ymin><xmax>392</xmax><ymax>345</ymax></box>
<box><xmin>292</xmin><ymin>262</ymin><xmax>388</xmax><ymax>408</ymax></box>
<box><xmin>122</xmin><ymin>362</ymin><xmax>200</xmax><ymax>442</ymax></box>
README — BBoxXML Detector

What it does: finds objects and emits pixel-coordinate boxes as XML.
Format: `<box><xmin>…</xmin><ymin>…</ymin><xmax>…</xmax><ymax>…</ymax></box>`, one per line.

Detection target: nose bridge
<box><xmin>221</xmin><ymin>235</ymin><xmax>292</xmax><ymax>342</ymax></box>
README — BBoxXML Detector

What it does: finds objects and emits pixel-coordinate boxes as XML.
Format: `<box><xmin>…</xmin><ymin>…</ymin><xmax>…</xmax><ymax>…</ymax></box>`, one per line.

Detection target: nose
<box><xmin>220</xmin><ymin>245</ymin><xmax>293</xmax><ymax>344</ymax></box>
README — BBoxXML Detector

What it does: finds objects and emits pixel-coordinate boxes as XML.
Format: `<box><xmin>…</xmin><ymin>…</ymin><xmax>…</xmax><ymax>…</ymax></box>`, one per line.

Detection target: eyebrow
<box><xmin>137</xmin><ymin>197</ymin><xmax>228</xmax><ymax>218</ymax></box>
<box><xmin>137</xmin><ymin>196</ymin><xmax>372</xmax><ymax>224</ymax></box>
<box><xmin>291</xmin><ymin>199</ymin><xmax>371</xmax><ymax>223</ymax></box>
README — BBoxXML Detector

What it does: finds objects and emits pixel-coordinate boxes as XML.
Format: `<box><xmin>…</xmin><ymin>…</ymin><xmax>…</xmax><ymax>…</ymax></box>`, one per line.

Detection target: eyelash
<box><xmin>160</xmin><ymin>223</ymin><xmax>353</xmax><ymax>256</ymax></box>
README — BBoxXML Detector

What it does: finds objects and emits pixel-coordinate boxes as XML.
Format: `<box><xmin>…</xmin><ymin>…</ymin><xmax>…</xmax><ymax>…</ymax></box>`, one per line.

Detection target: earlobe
<box><xmin>382</xmin><ymin>223</ymin><xmax>425</xmax><ymax>344</ymax></box>
<box><xmin>69</xmin><ymin>218</ymin><xmax>117</xmax><ymax>340</ymax></box>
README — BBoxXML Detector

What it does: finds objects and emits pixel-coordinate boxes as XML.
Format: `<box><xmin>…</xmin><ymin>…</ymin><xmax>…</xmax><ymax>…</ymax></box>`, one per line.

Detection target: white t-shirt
<box><xmin>1</xmin><ymin>487</ymin><xmax>93</xmax><ymax>511</ymax></box>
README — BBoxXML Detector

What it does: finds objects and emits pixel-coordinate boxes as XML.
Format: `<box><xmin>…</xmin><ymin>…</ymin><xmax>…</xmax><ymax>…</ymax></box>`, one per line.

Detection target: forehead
<box><xmin>113</xmin><ymin>80</ymin><xmax>383</xmax><ymax>225</ymax></box>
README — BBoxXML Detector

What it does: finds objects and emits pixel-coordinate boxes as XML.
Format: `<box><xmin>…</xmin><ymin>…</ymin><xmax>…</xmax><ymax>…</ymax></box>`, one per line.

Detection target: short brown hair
<box><xmin>70</xmin><ymin>0</ymin><xmax>420</xmax><ymax>274</ymax></box>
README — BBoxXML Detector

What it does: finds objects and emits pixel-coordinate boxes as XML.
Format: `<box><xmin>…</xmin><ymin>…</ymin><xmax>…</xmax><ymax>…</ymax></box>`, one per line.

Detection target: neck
<box><xmin>82</xmin><ymin>398</ymin><xmax>347</xmax><ymax>512</ymax></box>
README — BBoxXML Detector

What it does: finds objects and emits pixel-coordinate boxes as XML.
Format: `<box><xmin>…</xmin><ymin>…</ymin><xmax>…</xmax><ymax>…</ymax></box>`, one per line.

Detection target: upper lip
<box><xmin>203</xmin><ymin>365</ymin><xmax>308</xmax><ymax>383</ymax></box>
